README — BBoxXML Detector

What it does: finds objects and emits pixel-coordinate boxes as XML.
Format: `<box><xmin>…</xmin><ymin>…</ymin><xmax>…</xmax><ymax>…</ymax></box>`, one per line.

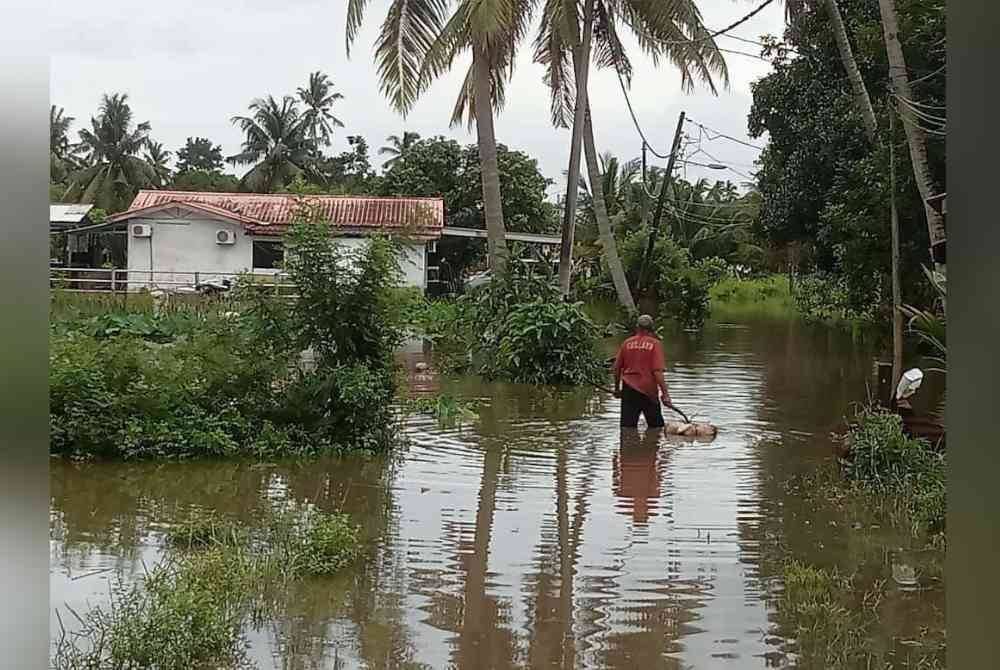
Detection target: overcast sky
<box><xmin>50</xmin><ymin>0</ymin><xmax>785</xmax><ymax>198</ymax></box>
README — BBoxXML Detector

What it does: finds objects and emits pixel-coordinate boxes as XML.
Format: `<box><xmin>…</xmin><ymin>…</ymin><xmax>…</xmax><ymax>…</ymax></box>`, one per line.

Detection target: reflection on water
<box><xmin>49</xmin><ymin>317</ymin><xmax>944</xmax><ymax>669</ymax></box>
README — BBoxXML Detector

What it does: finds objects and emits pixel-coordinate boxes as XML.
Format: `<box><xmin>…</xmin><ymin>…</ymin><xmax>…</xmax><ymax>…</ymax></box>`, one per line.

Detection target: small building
<box><xmin>50</xmin><ymin>204</ymin><xmax>95</xmax><ymax>232</ymax></box>
<box><xmin>102</xmin><ymin>190</ymin><xmax>445</xmax><ymax>292</ymax></box>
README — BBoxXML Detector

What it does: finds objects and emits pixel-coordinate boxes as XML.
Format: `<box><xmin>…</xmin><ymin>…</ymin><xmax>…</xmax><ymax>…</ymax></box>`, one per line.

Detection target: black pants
<box><xmin>620</xmin><ymin>383</ymin><xmax>665</xmax><ymax>429</ymax></box>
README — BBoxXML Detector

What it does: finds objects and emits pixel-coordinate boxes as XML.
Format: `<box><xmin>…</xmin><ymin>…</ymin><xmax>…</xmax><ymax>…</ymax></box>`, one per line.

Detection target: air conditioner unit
<box><xmin>131</xmin><ymin>224</ymin><xmax>152</xmax><ymax>238</ymax></box>
<box><xmin>215</xmin><ymin>230</ymin><xmax>237</xmax><ymax>245</ymax></box>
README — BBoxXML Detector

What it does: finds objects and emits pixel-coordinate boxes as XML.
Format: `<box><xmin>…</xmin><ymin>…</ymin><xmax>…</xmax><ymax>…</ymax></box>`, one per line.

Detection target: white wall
<box><xmin>125</xmin><ymin>215</ymin><xmax>427</xmax><ymax>290</ymax></box>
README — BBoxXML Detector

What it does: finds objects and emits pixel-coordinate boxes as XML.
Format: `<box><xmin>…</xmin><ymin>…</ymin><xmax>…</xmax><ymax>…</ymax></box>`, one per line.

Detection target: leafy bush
<box><xmin>617</xmin><ymin>229</ymin><xmax>714</xmax><ymax>329</ymax></box>
<box><xmin>50</xmin><ymin>202</ymin><xmax>406</xmax><ymax>460</ymax></box>
<box><xmin>434</xmin><ymin>269</ymin><xmax>606</xmax><ymax>385</ymax></box>
<box><xmin>793</xmin><ymin>271</ymin><xmax>881</xmax><ymax>323</ymax></box>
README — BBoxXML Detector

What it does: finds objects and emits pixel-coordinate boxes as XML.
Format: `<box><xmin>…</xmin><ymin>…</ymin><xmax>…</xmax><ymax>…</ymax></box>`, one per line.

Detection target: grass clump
<box><xmin>838</xmin><ymin>406</ymin><xmax>945</xmax><ymax>535</ymax></box>
<box><xmin>56</xmin><ymin>506</ymin><xmax>363</xmax><ymax>669</ymax></box>
<box><xmin>54</xmin><ymin>548</ymin><xmax>256</xmax><ymax>670</ymax></box>
<box><xmin>774</xmin><ymin>560</ymin><xmax>945</xmax><ymax>669</ymax></box>
<box><xmin>403</xmin><ymin>394</ymin><xmax>479</xmax><ymax>428</ymax></box>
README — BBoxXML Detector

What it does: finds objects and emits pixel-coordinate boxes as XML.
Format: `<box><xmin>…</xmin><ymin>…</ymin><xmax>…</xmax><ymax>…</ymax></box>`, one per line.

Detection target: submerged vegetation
<box><xmin>53</xmin><ymin>506</ymin><xmax>362</xmax><ymax>669</ymax></box>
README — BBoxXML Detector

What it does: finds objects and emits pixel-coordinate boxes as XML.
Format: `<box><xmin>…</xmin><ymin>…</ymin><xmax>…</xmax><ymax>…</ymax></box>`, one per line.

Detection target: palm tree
<box><xmin>378</xmin><ymin>131</ymin><xmax>421</xmax><ymax>168</ymax></box>
<box><xmin>64</xmin><ymin>93</ymin><xmax>157</xmax><ymax>212</ymax></box>
<box><xmin>143</xmin><ymin>141</ymin><xmax>172</xmax><ymax>187</ymax></box>
<box><xmin>786</xmin><ymin>1</ymin><xmax>878</xmax><ymax>143</ymax></box>
<box><xmin>227</xmin><ymin>95</ymin><xmax>319</xmax><ymax>193</ymax></box>
<box><xmin>346</xmin><ymin>0</ymin><xmax>537</xmax><ymax>275</ymax></box>
<box><xmin>50</xmin><ymin>105</ymin><xmax>80</xmax><ymax>185</ymax></box>
<box><xmin>536</xmin><ymin>0</ymin><xmax>728</xmax><ymax>306</ymax></box>
<box><xmin>876</xmin><ymin>0</ymin><xmax>946</xmax><ymax>270</ymax></box>
<box><xmin>296</xmin><ymin>71</ymin><xmax>345</xmax><ymax>147</ymax></box>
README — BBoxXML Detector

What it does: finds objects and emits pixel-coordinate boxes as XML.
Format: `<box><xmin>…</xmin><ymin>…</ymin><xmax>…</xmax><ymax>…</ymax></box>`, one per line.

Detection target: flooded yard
<box><xmin>50</xmin><ymin>317</ymin><xmax>944</xmax><ymax>669</ymax></box>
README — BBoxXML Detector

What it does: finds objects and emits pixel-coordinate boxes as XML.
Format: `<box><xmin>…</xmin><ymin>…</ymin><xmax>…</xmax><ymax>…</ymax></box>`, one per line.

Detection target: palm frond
<box><xmin>375</xmin><ymin>0</ymin><xmax>451</xmax><ymax>115</ymax></box>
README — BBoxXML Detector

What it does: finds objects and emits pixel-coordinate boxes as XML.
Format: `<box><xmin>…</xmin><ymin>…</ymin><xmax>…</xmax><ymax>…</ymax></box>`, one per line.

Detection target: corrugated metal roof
<box><xmin>50</xmin><ymin>204</ymin><xmax>93</xmax><ymax>224</ymax></box>
<box><xmin>118</xmin><ymin>190</ymin><xmax>444</xmax><ymax>236</ymax></box>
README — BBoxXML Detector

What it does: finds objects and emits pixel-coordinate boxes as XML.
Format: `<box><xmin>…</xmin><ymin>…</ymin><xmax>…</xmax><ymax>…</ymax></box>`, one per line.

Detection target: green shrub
<box><xmin>53</xmin><ymin>549</ymin><xmax>255</xmax><ymax>670</ymax></box>
<box><xmin>840</xmin><ymin>407</ymin><xmax>943</xmax><ymax>492</ymax></box>
<box><xmin>839</xmin><ymin>406</ymin><xmax>946</xmax><ymax>533</ymax></box>
<box><xmin>434</xmin><ymin>270</ymin><xmax>606</xmax><ymax>385</ymax></box>
<box><xmin>50</xmin><ymin>200</ymin><xmax>408</xmax><ymax>460</ymax></box>
<box><xmin>793</xmin><ymin>272</ymin><xmax>881</xmax><ymax>323</ymax></box>
<box><xmin>297</xmin><ymin>512</ymin><xmax>363</xmax><ymax>576</ymax></box>
<box><xmin>618</xmin><ymin>229</ymin><xmax>713</xmax><ymax>329</ymax></box>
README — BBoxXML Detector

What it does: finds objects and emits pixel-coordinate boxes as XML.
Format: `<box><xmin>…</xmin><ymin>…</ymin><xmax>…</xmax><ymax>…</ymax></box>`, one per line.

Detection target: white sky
<box><xmin>50</xmin><ymin>0</ymin><xmax>785</xmax><ymax>198</ymax></box>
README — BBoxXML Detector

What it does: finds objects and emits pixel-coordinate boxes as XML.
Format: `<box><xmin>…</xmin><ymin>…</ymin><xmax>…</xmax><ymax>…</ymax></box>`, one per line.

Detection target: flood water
<box><xmin>50</xmin><ymin>316</ymin><xmax>945</xmax><ymax>669</ymax></box>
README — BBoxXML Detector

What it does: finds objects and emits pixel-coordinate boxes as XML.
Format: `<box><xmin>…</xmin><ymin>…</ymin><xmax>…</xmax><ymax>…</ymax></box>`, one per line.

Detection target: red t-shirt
<box><xmin>613</xmin><ymin>333</ymin><xmax>666</xmax><ymax>399</ymax></box>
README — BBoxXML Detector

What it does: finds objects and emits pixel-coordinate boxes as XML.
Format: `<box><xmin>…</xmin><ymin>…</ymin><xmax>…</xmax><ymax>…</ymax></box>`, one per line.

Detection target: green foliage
<box><xmin>378</xmin><ymin>136</ymin><xmax>558</xmax><ymax>291</ymax></box>
<box><xmin>175</xmin><ymin>136</ymin><xmax>225</xmax><ymax>173</ymax></box>
<box><xmin>793</xmin><ymin>271</ymin><xmax>882</xmax><ymax>323</ymax></box>
<box><xmin>901</xmin><ymin>267</ymin><xmax>946</xmax><ymax>372</ymax></box>
<box><xmin>50</xmin><ymin>202</ymin><xmax>406</xmax><ymax>460</ymax></box>
<box><xmin>749</xmin><ymin>0</ymin><xmax>945</xmax><ymax>315</ymax></box>
<box><xmin>54</xmin><ymin>506</ymin><xmax>363</xmax><ymax>669</ymax></box>
<box><xmin>433</xmin><ymin>270</ymin><xmax>605</xmax><ymax>385</ymax></box>
<box><xmin>490</xmin><ymin>298</ymin><xmax>606</xmax><ymax>385</ymax></box>
<box><xmin>618</xmin><ymin>228</ymin><xmax>713</xmax><ymax>329</ymax></box>
<box><xmin>710</xmin><ymin>275</ymin><xmax>796</xmax><ymax>321</ymax></box>
<box><xmin>170</xmin><ymin>169</ymin><xmax>241</xmax><ymax>193</ymax></box>
<box><xmin>403</xmin><ymin>394</ymin><xmax>479</xmax><ymax>428</ymax></box>
<box><xmin>296</xmin><ymin>512</ymin><xmax>363</xmax><ymax>576</ymax></box>
<box><xmin>774</xmin><ymin>559</ymin><xmax>945</xmax><ymax>669</ymax></box>
<box><xmin>53</xmin><ymin>548</ymin><xmax>255</xmax><ymax>670</ymax></box>
<box><xmin>839</xmin><ymin>407</ymin><xmax>943</xmax><ymax>493</ymax></box>
<box><xmin>63</xmin><ymin>93</ymin><xmax>157</xmax><ymax>213</ymax></box>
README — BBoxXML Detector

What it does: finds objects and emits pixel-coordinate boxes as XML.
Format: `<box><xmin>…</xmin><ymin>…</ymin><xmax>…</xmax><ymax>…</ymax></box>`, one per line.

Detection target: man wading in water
<box><xmin>612</xmin><ymin>314</ymin><xmax>672</xmax><ymax>429</ymax></box>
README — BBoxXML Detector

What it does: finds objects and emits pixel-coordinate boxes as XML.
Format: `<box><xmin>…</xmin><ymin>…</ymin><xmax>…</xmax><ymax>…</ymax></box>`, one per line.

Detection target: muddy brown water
<box><xmin>50</xmin><ymin>317</ymin><xmax>945</xmax><ymax>669</ymax></box>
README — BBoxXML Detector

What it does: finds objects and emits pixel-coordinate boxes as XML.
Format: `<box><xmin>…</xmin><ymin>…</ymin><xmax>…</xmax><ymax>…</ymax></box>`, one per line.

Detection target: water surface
<box><xmin>50</xmin><ymin>317</ymin><xmax>944</xmax><ymax>668</ymax></box>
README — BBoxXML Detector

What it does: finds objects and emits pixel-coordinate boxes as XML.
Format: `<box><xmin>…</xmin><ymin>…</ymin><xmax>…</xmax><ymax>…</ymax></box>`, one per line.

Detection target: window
<box><xmin>252</xmin><ymin>240</ymin><xmax>284</xmax><ymax>269</ymax></box>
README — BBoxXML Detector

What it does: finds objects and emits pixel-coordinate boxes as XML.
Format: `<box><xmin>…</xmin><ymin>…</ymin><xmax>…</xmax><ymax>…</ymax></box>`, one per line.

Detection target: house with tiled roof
<box><xmin>104</xmin><ymin>190</ymin><xmax>445</xmax><ymax>291</ymax></box>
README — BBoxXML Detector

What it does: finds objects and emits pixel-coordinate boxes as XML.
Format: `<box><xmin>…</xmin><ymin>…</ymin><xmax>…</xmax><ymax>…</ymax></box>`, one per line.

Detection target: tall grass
<box><xmin>709</xmin><ymin>275</ymin><xmax>796</xmax><ymax>321</ymax></box>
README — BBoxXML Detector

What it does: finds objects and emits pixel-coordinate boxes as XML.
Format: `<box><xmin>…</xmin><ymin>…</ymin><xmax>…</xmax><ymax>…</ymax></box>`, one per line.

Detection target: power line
<box><xmin>894</xmin><ymin>96</ymin><xmax>946</xmax><ymax>125</ymax></box>
<box><xmin>895</xmin><ymin>109</ymin><xmax>946</xmax><ymax>137</ymax></box>
<box><xmin>637</xmin><ymin>0</ymin><xmax>779</xmax><ymax>47</ymax></box>
<box><xmin>685</xmin><ymin>117</ymin><xmax>765</xmax><ymax>152</ymax></box>
<box><xmin>615</xmin><ymin>68</ymin><xmax>674</xmax><ymax>159</ymax></box>
<box><xmin>892</xmin><ymin>94</ymin><xmax>945</xmax><ymax>111</ymax></box>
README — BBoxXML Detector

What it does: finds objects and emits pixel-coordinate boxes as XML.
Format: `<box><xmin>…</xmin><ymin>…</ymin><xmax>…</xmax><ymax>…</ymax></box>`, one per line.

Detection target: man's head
<box><xmin>636</xmin><ymin>314</ymin><xmax>655</xmax><ymax>332</ymax></box>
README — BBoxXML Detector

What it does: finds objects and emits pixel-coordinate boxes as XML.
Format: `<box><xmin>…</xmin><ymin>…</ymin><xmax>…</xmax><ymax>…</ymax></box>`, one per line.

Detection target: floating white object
<box><xmin>895</xmin><ymin>368</ymin><xmax>924</xmax><ymax>401</ymax></box>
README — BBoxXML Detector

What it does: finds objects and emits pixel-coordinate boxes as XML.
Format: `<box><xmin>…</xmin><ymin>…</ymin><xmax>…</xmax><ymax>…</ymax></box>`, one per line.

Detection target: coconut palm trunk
<box><xmin>583</xmin><ymin>105</ymin><xmax>636</xmax><ymax>312</ymax></box>
<box><xmin>877</xmin><ymin>0</ymin><xmax>946</xmax><ymax>270</ymax></box>
<box><xmin>472</xmin><ymin>46</ymin><xmax>510</xmax><ymax>276</ymax></box>
<box><xmin>823</xmin><ymin>0</ymin><xmax>879</xmax><ymax>144</ymax></box>
<box><xmin>557</xmin><ymin>0</ymin><xmax>595</xmax><ymax>296</ymax></box>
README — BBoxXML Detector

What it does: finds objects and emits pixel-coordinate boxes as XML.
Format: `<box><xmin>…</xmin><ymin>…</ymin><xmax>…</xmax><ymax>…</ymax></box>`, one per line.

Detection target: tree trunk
<box><xmin>824</xmin><ymin>0</ymin><xmax>879</xmax><ymax>143</ymax></box>
<box><xmin>472</xmin><ymin>45</ymin><xmax>509</xmax><ymax>276</ymax></box>
<box><xmin>581</xmin><ymin>107</ymin><xmax>635</xmax><ymax>312</ymax></box>
<box><xmin>877</xmin><ymin>0</ymin><xmax>946</xmax><ymax>270</ymax></box>
<box><xmin>890</xmin><ymin>114</ymin><xmax>904</xmax><ymax>391</ymax></box>
<box><xmin>558</xmin><ymin>0</ymin><xmax>595</xmax><ymax>296</ymax></box>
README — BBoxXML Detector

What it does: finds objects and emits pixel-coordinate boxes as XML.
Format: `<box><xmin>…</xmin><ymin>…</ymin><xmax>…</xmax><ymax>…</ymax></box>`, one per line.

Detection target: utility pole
<box><xmin>890</xmin><ymin>110</ymin><xmax>904</xmax><ymax>393</ymax></box>
<box><xmin>636</xmin><ymin>111</ymin><xmax>685</xmax><ymax>299</ymax></box>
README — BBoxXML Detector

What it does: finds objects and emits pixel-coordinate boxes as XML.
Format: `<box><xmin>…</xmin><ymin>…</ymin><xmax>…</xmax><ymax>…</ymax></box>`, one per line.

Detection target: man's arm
<box><xmin>612</xmin><ymin>353</ymin><xmax>623</xmax><ymax>396</ymax></box>
<box><xmin>654</xmin><ymin>370</ymin><xmax>671</xmax><ymax>405</ymax></box>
